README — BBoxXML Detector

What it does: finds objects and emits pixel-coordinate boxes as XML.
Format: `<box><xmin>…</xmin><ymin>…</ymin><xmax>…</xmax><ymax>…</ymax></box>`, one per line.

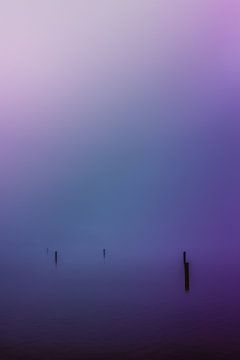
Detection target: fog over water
<box><xmin>0</xmin><ymin>1</ymin><xmax>240</xmax><ymax>358</ymax></box>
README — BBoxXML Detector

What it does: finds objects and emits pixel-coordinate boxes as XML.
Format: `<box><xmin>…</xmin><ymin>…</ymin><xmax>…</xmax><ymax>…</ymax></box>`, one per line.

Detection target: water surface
<box><xmin>0</xmin><ymin>239</ymin><xmax>239</xmax><ymax>359</ymax></box>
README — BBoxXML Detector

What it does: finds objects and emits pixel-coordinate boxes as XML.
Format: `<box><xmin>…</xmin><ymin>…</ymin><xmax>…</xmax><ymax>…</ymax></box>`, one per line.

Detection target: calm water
<box><xmin>0</xmin><ymin>240</ymin><xmax>240</xmax><ymax>360</ymax></box>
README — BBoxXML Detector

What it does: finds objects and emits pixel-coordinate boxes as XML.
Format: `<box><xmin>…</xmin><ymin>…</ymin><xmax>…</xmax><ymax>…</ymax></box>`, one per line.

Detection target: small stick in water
<box><xmin>184</xmin><ymin>261</ymin><xmax>190</xmax><ymax>292</ymax></box>
<box><xmin>54</xmin><ymin>251</ymin><xmax>58</xmax><ymax>266</ymax></box>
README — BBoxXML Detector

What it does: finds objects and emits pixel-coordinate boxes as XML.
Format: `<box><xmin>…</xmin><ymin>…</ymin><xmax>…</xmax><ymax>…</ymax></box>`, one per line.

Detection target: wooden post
<box><xmin>54</xmin><ymin>251</ymin><xmax>58</xmax><ymax>265</ymax></box>
<box><xmin>184</xmin><ymin>262</ymin><xmax>190</xmax><ymax>292</ymax></box>
<box><xmin>183</xmin><ymin>251</ymin><xmax>186</xmax><ymax>264</ymax></box>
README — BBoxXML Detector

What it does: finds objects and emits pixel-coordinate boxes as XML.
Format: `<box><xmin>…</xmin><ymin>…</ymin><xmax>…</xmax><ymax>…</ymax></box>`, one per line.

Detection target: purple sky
<box><xmin>0</xmin><ymin>1</ymin><xmax>239</xmax><ymax>247</ymax></box>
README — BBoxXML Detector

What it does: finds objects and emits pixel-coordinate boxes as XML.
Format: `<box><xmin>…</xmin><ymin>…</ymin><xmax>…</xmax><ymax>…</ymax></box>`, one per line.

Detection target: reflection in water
<box><xmin>103</xmin><ymin>248</ymin><xmax>106</xmax><ymax>260</ymax></box>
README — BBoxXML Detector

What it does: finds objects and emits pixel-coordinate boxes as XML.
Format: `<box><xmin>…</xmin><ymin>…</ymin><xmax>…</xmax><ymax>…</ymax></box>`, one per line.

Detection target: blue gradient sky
<box><xmin>0</xmin><ymin>1</ymin><xmax>239</xmax><ymax>248</ymax></box>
